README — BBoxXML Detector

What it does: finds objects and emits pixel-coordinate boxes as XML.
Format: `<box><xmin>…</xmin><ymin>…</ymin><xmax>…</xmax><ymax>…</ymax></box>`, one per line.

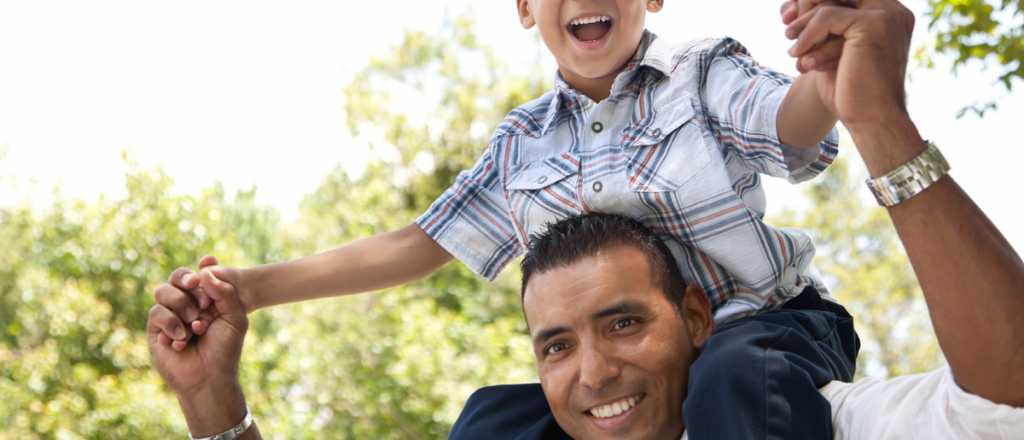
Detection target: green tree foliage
<box><xmin>772</xmin><ymin>155</ymin><xmax>944</xmax><ymax>378</ymax></box>
<box><xmin>925</xmin><ymin>0</ymin><xmax>1023</xmax><ymax>115</ymax></box>
<box><xmin>0</xmin><ymin>166</ymin><xmax>281</xmax><ymax>438</ymax></box>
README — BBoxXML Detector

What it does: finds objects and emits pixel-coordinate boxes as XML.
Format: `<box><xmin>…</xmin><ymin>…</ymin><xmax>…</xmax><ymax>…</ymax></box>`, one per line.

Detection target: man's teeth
<box><xmin>570</xmin><ymin>16</ymin><xmax>611</xmax><ymax>26</ymax></box>
<box><xmin>589</xmin><ymin>395</ymin><xmax>639</xmax><ymax>419</ymax></box>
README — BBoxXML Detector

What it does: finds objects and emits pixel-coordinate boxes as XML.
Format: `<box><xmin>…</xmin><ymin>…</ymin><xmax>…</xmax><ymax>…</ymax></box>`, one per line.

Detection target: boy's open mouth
<box><xmin>567</xmin><ymin>15</ymin><xmax>613</xmax><ymax>42</ymax></box>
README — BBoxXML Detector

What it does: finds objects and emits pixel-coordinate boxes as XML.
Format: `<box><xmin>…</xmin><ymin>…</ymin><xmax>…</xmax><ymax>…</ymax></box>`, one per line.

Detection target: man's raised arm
<box><xmin>148</xmin><ymin>259</ymin><xmax>263</xmax><ymax>439</ymax></box>
<box><xmin>784</xmin><ymin>0</ymin><xmax>1024</xmax><ymax>405</ymax></box>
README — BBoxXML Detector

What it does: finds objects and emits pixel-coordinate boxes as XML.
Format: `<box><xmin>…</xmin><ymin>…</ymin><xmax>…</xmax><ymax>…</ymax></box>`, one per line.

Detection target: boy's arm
<box><xmin>700</xmin><ymin>38</ymin><xmax>838</xmax><ymax>184</ymax></box>
<box><xmin>238</xmin><ymin>224</ymin><xmax>451</xmax><ymax>310</ymax></box>
<box><xmin>777</xmin><ymin>72</ymin><xmax>838</xmax><ymax>148</ymax></box>
<box><xmin>776</xmin><ymin>1</ymin><xmax>849</xmax><ymax>148</ymax></box>
<box><xmin>170</xmin><ymin>225</ymin><xmax>451</xmax><ymax>317</ymax></box>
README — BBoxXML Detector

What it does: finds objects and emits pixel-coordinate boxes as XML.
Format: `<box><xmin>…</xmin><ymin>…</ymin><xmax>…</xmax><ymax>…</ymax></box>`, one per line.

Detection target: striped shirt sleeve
<box><xmin>415</xmin><ymin>145</ymin><xmax>522</xmax><ymax>280</ymax></box>
<box><xmin>702</xmin><ymin>39</ymin><xmax>838</xmax><ymax>183</ymax></box>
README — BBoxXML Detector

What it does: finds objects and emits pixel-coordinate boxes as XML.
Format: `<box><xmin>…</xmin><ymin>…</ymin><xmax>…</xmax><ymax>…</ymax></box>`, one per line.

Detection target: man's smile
<box><xmin>584</xmin><ymin>392</ymin><xmax>645</xmax><ymax>429</ymax></box>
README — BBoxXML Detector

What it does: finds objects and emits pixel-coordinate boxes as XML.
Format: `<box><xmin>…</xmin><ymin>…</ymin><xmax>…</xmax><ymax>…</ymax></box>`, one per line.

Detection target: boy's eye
<box><xmin>612</xmin><ymin>318</ymin><xmax>638</xmax><ymax>331</ymax></box>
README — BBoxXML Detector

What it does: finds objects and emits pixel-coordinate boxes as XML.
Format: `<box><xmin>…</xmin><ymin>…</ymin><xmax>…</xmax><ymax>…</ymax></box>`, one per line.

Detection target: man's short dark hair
<box><xmin>520</xmin><ymin>213</ymin><xmax>687</xmax><ymax>311</ymax></box>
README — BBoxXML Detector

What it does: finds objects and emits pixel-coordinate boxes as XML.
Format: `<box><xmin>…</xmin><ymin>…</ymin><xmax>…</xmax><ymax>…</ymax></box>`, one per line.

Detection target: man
<box><xmin>147</xmin><ymin>0</ymin><xmax>1024</xmax><ymax>438</ymax></box>
<box><xmin>450</xmin><ymin>212</ymin><xmax>857</xmax><ymax>439</ymax></box>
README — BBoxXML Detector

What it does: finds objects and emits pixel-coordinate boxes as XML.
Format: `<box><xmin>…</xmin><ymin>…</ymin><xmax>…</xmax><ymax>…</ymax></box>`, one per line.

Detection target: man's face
<box><xmin>523</xmin><ymin>245</ymin><xmax>711</xmax><ymax>440</ymax></box>
<box><xmin>516</xmin><ymin>0</ymin><xmax>662</xmax><ymax>90</ymax></box>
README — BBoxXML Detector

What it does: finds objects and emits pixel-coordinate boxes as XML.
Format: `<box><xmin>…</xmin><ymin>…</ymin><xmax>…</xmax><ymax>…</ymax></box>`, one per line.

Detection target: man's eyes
<box><xmin>544</xmin><ymin>342</ymin><xmax>570</xmax><ymax>356</ymax></box>
<box><xmin>611</xmin><ymin>317</ymin><xmax>639</xmax><ymax>331</ymax></box>
<box><xmin>541</xmin><ymin>318</ymin><xmax>643</xmax><ymax>357</ymax></box>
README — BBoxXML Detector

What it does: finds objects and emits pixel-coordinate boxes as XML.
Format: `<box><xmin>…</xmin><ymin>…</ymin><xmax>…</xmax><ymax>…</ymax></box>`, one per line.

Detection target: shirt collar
<box><xmin>543</xmin><ymin>30</ymin><xmax>671</xmax><ymax>135</ymax></box>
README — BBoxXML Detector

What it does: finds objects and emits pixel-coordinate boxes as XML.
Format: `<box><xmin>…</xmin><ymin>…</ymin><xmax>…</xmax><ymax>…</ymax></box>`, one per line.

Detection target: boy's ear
<box><xmin>516</xmin><ymin>0</ymin><xmax>536</xmax><ymax>29</ymax></box>
<box><xmin>680</xmin><ymin>284</ymin><xmax>713</xmax><ymax>349</ymax></box>
<box><xmin>646</xmin><ymin>0</ymin><xmax>664</xmax><ymax>13</ymax></box>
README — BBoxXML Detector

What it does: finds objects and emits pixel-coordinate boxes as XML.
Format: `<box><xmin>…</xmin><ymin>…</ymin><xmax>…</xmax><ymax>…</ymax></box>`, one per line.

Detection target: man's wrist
<box><xmin>844</xmin><ymin>113</ymin><xmax>926</xmax><ymax>178</ymax></box>
<box><xmin>177</xmin><ymin>381</ymin><xmax>248</xmax><ymax>437</ymax></box>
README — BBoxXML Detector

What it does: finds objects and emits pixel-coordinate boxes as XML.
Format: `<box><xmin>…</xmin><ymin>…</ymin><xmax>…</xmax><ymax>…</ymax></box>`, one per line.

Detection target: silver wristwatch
<box><xmin>865</xmin><ymin>140</ymin><xmax>950</xmax><ymax>207</ymax></box>
<box><xmin>189</xmin><ymin>408</ymin><xmax>254</xmax><ymax>440</ymax></box>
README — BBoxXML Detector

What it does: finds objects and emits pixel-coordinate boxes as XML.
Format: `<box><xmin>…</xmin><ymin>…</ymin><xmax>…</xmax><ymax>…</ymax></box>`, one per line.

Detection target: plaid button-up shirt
<box><xmin>417</xmin><ymin>31</ymin><xmax>839</xmax><ymax>323</ymax></box>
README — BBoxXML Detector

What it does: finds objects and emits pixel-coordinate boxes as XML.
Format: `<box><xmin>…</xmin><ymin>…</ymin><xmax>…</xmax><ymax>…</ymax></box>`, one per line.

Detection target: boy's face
<box><xmin>517</xmin><ymin>0</ymin><xmax>662</xmax><ymax>94</ymax></box>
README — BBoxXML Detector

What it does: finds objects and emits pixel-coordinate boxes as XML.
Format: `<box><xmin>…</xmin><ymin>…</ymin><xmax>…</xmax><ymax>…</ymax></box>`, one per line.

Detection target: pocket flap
<box><xmin>508</xmin><ymin>153</ymin><xmax>580</xmax><ymax>190</ymax></box>
<box><xmin>620</xmin><ymin>92</ymin><xmax>697</xmax><ymax>149</ymax></box>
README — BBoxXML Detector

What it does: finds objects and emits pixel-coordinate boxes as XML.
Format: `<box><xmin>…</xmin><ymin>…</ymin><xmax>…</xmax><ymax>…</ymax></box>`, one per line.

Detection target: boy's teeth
<box><xmin>570</xmin><ymin>16</ymin><xmax>611</xmax><ymax>26</ymax></box>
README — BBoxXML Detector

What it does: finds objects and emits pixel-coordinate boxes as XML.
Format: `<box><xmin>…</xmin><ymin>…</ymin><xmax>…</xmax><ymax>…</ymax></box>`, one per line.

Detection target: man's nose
<box><xmin>578</xmin><ymin>344</ymin><xmax>621</xmax><ymax>391</ymax></box>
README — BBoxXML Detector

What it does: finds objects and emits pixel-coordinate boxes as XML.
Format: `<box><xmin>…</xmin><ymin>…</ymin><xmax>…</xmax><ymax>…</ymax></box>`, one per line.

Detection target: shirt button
<box><xmin>591</xmin><ymin>122</ymin><xmax>603</xmax><ymax>133</ymax></box>
<box><xmin>536</xmin><ymin>175</ymin><xmax>548</xmax><ymax>185</ymax></box>
<box><xmin>592</xmin><ymin>181</ymin><xmax>603</xmax><ymax>193</ymax></box>
<box><xmin>650</xmin><ymin>127</ymin><xmax>662</xmax><ymax>138</ymax></box>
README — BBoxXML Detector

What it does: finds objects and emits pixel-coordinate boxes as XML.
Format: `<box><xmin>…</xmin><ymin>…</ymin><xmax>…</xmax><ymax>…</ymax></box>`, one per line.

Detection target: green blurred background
<box><xmin>1</xmin><ymin>1</ymin><xmax>1021</xmax><ymax>438</ymax></box>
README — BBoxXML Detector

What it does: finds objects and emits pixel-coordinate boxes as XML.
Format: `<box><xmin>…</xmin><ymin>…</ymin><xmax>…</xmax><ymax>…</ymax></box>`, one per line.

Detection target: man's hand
<box><xmin>148</xmin><ymin>259</ymin><xmax>248</xmax><ymax>395</ymax></box>
<box><xmin>148</xmin><ymin>259</ymin><xmax>259</xmax><ymax>436</ymax></box>
<box><xmin>151</xmin><ymin>256</ymin><xmax>255</xmax><ymax>351</ymax></box>
<box><xmin>781</xmin><ymin>0</ymin><xmax>916</xmax><ymax>130</ymax></box>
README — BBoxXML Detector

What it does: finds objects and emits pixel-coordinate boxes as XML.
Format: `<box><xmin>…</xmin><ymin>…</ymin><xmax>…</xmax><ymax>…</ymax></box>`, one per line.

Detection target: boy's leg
<box><xmin>682</xmin><ymin>286</ymin><xmax>860</xmax><ymax>440</ymax></box>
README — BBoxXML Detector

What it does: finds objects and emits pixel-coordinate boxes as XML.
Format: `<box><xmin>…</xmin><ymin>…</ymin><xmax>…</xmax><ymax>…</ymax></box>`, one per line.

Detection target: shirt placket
<box><xmin>578</xmin><ymin>97</ymin><xmax>610</xmax><ymax>213</ymax></box>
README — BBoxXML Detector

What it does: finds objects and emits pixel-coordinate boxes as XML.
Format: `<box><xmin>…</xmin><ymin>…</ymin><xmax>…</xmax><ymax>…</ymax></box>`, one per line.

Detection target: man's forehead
<box><xmin>523</xmin><ymin>246</ymin><xmax>658</xmax><ymax>328</ymax></box>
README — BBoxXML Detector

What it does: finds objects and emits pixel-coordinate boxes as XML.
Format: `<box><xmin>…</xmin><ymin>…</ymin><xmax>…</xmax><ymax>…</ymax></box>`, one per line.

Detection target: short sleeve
<box><xmin>701</xmin><ymin>38</ymin><xmax>838</xmax><ymax>183</ymax></box>
<box><xmin>416</xmin><ymin>145</ymin><xmax>522</xmax><ymax>280</ymax></box>
<box><xmin>821</xmin><ymin>367</ymin><xmax>1024</xmax><ymax>439</ymax></box>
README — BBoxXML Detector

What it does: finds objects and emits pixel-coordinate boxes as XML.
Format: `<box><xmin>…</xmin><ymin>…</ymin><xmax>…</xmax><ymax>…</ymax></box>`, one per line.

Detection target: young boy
<box><xmin>165</xmin><ymin>1</ymin><xmax>857</xmax><ymax>438</ymax></box>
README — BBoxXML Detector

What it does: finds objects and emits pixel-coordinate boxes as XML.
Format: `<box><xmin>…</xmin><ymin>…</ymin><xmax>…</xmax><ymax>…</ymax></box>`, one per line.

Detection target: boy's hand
<box><xmin>153</xmin><ymin>256</ymin><xmax>255</xmax><ymax>350</ymax></box>
<box><xmin>782</xmin><ymin>0</ymin><xmax>852</xmax><ymax>73</ymax></box>
<box><xmin>780</xmin><ymin>0</ymin><xmax>852</xmax><ymax>122</ymax></box>
<box><xmin>782</xmin><ymin>0</ymin><xmax>916</xmax><ymax>128</ymax></box>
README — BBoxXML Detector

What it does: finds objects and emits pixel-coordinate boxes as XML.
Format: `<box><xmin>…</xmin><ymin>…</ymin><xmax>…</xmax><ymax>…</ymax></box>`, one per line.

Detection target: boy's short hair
<box><xmin>520</xmin><ymin>213</ymin><xmax>687</xmax><ymax>311</ymax></box>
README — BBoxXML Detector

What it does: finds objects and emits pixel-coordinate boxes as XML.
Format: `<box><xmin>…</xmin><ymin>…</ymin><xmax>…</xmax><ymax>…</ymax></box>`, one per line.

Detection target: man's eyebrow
<box><xmin>532</xmin><ymin>326</ymin><xmax>570</xmax><ymax>346</ymax></box>
<box><xmin>592</xmin><ymin>300</ymin><xmax>650</xmax><ymax>321</ymax></box>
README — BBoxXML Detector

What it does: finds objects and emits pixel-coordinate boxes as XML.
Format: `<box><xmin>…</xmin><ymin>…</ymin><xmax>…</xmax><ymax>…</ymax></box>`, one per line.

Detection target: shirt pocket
<box><xmin>506</xmin><ymin>152</ymin><xmax>582</xmax><ymax>240</ymax></box>
<box><xmin>620</xmin><ymin>92</ymin><xmax>713</xmax><ymax>193</ymax></box>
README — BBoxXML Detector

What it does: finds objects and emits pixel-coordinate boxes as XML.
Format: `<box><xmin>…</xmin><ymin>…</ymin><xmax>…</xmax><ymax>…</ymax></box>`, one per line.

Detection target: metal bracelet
<box><xmin>865</xmin><ymin>140</ymin><xmax>950</xmax><ymax>207</ymax></box>
<box><xmin>189</xmin><ymin>407</ymin><xmax>254</xmax><ymax>440</ymax></box>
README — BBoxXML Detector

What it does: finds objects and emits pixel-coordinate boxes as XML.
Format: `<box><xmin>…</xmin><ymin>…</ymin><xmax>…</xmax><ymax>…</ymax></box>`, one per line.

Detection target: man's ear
<box><xmin>680</xmin><ymin>284</ymin><xmax>713</xmax><ymax>348</ymax></box>
<box><xmin>646</xmin><ymin>0</ymin><xmax>664</xmax><ymax>13</ymax></box>
<box><xmin>516</xmin><ymin>0</ymin><xmax>536</xmax><ymax>29</ymax></box>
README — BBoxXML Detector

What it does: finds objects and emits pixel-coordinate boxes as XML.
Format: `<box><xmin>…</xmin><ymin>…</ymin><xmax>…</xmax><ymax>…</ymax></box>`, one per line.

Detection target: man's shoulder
<box><xmin>491</xmin><ymin>90</ymin><xmax>559</xmax><ymax>140</ymax></box>
<box><xmin>450</xmin><ymin>383</ymin><xmax>570</xmax><ymax>440</ymax></box>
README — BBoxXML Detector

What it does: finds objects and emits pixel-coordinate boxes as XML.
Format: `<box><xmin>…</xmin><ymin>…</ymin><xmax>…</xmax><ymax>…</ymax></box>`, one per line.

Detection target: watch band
<box><xmin>189</xmin><ymin>408</ymin><xmax>253</xmax><ymax>440</ymax></box>
<box><xmin>866</xmin><ymin>140</ymin><xmax>950</xmax><ymax>207</ymax></box>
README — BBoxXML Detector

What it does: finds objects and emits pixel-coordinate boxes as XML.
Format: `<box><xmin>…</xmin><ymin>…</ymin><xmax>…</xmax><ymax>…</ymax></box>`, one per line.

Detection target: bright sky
<box><xmin>1</xmin><ymin>0</ymin><xmax>1021</xmax><ymax>250</ymax></box>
